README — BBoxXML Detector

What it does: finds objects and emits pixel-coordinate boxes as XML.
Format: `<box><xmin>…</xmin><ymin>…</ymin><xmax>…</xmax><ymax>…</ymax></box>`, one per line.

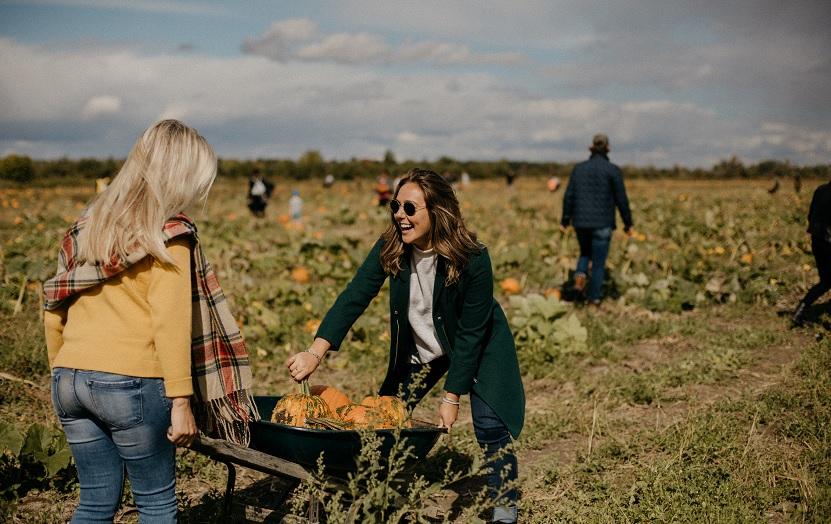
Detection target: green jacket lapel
<box><xmin>433</xmin><ymin>255</ymin><xmax>447</xmax><ymax>308</ymax></box>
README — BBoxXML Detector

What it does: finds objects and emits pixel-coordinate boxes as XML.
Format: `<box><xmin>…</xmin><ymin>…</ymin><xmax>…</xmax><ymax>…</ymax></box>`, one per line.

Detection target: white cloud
<box><xmin>294</xmin><ymin>33</ymin><xmax>391</xmax><ymax>64</ymax></box>
<box><xmin>396</xmin><ymin>131</ymin><xmax>421</xmax><ymax>144</ymax></box>
<box><xmin>0</xmin><ymin>37</ymin><xmax>828</xmax><ymax>167</ymax></box>
<box><xmin>81</xmin><ymin>95</ymin><xmax>121</xmax><ymax>118</ymax></box>
<box><xmin>242</xmin><ymin>18</ymin><xmax>527</xmax><ymax>67</ymax></box>
<box><xmin>396</xmin><ymin>42</ymin><xmax>525</xmax><ymax>66</ymax></box>
<box><xmin>241</xmin><ymin>18</ymin><xmax>319</xmax><ymax>61</ymax></box>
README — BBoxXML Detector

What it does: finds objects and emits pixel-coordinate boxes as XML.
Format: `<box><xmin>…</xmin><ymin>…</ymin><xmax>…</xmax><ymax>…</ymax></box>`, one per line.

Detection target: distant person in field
<box><xmin>247</xmin><ymin>168</ymin><xmax>274</xmax><ymax>217</ymax></box>
<box><xmin>323</xmin><ymin>173</ymin><xmax>335</xmax><ymax>188</ymax></box>
<box><xmin>792</xmin><ymin>179</ymin><xmax>831</xmax><ymax>326</ymax></box>
<box><xmin>287</xmin><ymin>169</ymin><xmax>525</xmax><ymax>523</ymax></box>
<box><xmin>95</xmin><ymin>176</ymin><xmax>111</xmax><ymax>194</ymax></box>
<box><xmin>794</xmin><ymin>172</ymin><xmax>802</xmax><ymax>194</ymax></box>
<box><xmin>42</xmin><ymin>120</ymin><xmax>256</xmax><ymax>522</ymax></box>
<box><xmin>460</xmin><ymin>170</ymin><xmax>471</xmax><ymax>187</ymax></box>
<box><xmin>560</xmin><ymin>133</ymin><xmax>633</xmax><ymax>305</ymax></box>
<box><xmin>376</xmin><ymin>173</ymin><xmax>392</xmax><ymax>206</ymax></box>
<box><xmin>547</xmin><ymin>175</ymin><xmax>561</xmax><ymax>193</ymax></box>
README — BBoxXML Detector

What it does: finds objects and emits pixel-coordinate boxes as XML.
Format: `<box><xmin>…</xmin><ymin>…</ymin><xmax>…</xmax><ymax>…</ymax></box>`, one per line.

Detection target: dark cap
<box><xmin>591</xmin><ymin>133</ymin><xmax>609</xmax><ymax>150</ymax></box>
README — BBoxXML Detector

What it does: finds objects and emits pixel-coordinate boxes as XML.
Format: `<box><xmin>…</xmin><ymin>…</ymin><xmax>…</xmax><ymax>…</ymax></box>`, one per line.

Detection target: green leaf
<box><xmin>20</xmin><ymin>423</ymin><xmax>46</xmax><ymax>458</ymax></box>
<box><xmin>0</xmin><ymin>420</ymin><xmax>24</xmax><ymax>456</ymax></box>
<box><xmin>43</xmin><ymin>447</ymin><xmax>73</xmax><ymax>477</ymax></box>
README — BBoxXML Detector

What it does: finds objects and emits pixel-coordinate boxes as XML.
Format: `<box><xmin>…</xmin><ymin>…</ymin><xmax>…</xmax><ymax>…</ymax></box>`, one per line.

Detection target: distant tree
<box><xmin>383</xmin><ymin>149</ymin><xmax>397</xmax><ymax>168</ymax></box>
<box><xmin>77</xmin><ymin>158</ymin><xmax>107</xmax><ymax>179</ymax></box>
<box><xmin>713</xmin><ymin>156</ymin><xmax>746</xmax><ymax>178</ymax></box>
<box><xmin>0</xmin><ymin>154</ymin><xmax>35</xmax><ymax>183</ymax></box>
<box><xmin>38</xmin><ymin>156</ymin><xmax>74</xmax><ymax>178</ymax></box>
<box><xmin>297</xmin><ymin>150</ymin><xmax>325</xmax><ymax>180</ymax></box>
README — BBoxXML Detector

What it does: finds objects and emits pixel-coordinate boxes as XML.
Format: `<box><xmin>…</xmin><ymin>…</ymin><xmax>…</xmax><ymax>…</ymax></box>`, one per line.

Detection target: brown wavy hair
<box><xmin>380</xmin><ymin>168</ymin><xmax>480</xmax><ymax>285</ymax></box>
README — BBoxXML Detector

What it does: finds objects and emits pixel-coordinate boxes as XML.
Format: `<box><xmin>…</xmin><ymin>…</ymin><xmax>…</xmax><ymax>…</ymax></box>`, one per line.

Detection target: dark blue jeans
<box><xmin>395</xmin><ymin>357</ymin><xmax>518</xmax><ymax>508</ymax></box>
<box><xmin>51</xmin><ymin>368</ymin><xmax>177</xmax><ymax>523</ymax></box>
<box><xmin>575</xmin><ymin>227</ymin><xmax>613</xmax><ymax>301</ymax></box>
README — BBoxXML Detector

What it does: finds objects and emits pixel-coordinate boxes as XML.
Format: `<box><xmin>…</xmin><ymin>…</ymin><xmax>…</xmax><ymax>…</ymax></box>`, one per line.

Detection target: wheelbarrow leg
<box><xmin>221</xmin><ymin>461</ymin><xmax>236</xmax><ymax>517</ymax></box>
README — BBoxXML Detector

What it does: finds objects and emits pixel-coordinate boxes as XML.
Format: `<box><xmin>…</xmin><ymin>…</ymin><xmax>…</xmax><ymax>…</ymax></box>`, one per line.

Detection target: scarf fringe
<box><xmin>196</xmin><ymin>389</ymin><xmax>261</xmax><ymax>446</ymax></box>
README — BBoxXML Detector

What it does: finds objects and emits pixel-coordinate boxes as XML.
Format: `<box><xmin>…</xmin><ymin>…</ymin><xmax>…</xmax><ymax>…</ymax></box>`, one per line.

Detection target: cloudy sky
<box><xmin>1</xmin><ymin>0</ymin><xmax>829</xmax><ymax>167</ymax></box>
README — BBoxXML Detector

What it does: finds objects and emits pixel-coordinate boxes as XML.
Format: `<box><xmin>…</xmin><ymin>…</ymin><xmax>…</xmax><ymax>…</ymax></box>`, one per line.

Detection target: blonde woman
<box><xmin>288</xmin><ymin>168</ymin><xmax>524</xmax><ymax>523</ymax></box>
<box><xmin>43</xmin><ymin>120</ymin><xmax>256</xmax><ymax>522</ymax></box>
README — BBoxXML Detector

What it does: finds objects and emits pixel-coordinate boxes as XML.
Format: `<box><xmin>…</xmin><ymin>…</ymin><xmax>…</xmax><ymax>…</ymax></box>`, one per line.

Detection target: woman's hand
<box><xmin>167</xmin><ymin>396</ymin><xmax>198</xmax><ymax>447</ymax></box>
<box><xmin>286</xmin><ymin>338</ymin><xmax>330</xmax><ymax>382</ymax></box>
<box><xmin>437</xmin><ymin>392</ymin><xmax>460</xmax><ymax>431</ymax></box>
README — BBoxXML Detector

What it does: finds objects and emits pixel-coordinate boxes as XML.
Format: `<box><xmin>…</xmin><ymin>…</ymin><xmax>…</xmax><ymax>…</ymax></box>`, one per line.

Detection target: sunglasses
<box><xmin>389</xmin><ymin>199</ymin><xmax>426</xmax><ymax>217</ymax></box>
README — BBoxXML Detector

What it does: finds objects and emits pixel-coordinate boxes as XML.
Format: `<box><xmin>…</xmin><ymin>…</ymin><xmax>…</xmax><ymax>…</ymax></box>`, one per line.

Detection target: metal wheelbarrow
<box><xmin>189</xmin><ymin>395</ymin><xmax>447</xmax><ymax>520</ymax></box>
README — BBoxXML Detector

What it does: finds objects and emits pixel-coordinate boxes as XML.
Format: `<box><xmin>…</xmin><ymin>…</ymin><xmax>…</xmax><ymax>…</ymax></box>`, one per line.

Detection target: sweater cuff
<box><xmin>164</xmin><ymin>377</ymin><xmax>194</xmax><ymax>397</ymax></box>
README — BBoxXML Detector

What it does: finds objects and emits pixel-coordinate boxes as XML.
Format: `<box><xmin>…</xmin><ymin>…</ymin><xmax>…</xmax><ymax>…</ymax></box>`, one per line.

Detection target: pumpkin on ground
<box><xmin>544</xmin><ymin>287</ymin><xmax>562</xmax><ymax>300</ymax></box>
<box><xmin>271</xmin><ymin>380</ymin><xmax>332</xmax><ymax>427</ymax></box>
<box><xmin>500</xmin><ymin>277</ymin><xmax>522</xmax><ymax>295</ymax></box>
<box><xmin>291</xmin><ymin>266</ymin><xmax>311</xmax><ymax>284</ymax></box>
<box><xmin>310</xmin><ymin>384</ymin><xmax>351</xmax><ymax>413</ymax></box>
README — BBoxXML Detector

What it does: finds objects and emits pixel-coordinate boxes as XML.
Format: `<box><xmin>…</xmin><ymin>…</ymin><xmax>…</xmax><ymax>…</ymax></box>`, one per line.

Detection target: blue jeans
<box><xmin>575</xmin><ymin>227</ymin><xmax>613</xmax><ymax>301</ymax></box>
<box><xmin>395</xmin><ymin>359</ymin><xmax>518</xmax><ymax>512</ymax></box>
<box><xmin>51</xmin><ymin>368</ymin><xmax>177</xmax><ymax>523</ymax></box>
<box><xmin>470</xmin><ymin>393</ymin><xmax>518</xmax><ymax>509</ymax></box>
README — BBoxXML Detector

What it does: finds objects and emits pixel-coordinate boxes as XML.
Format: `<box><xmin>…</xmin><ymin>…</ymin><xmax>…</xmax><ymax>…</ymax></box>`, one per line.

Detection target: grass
<box><xmin>1</xmin><ymin>177</ymin><xmax>830</xmax><ymax>522</ymax></box>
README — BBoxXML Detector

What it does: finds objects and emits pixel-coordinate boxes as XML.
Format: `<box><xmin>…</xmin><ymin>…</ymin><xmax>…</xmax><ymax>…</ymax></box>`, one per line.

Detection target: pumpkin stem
<box><xmin>299</xmin><ymin>379</ymin><xmax>310</xmax><ymax>396</ymax></box>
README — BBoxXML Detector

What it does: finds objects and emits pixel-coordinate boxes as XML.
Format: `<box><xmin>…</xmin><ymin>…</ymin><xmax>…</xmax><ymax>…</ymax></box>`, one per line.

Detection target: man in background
<box><xmin>560</xmin><ymin>134</ymin><xmax>633</xmax><ymax>305</ymax></box>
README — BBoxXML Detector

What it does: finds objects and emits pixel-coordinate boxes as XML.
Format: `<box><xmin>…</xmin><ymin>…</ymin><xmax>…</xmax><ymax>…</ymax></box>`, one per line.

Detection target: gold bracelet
<box><xmin>441</xmin><ymin>396</ymin><xmax>460</xmax><ymax>406</ymax></box>
<box><xmin>305</xmin><ymin>349</ymin><xmax>322</xmax><ymax>363</ymax></box>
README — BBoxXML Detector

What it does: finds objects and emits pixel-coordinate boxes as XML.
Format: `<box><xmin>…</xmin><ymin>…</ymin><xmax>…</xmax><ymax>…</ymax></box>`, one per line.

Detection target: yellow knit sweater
<box><xmin>44</xmin><ymin>238</ymin><xmax>194</xmax><ymax>397</ymax></box>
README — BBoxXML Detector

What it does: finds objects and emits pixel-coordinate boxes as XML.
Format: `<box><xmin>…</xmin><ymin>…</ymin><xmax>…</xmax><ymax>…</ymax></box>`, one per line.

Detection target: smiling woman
<box><xmin>285</xmin><ymin>168</ymin><xmax>525</xmax><ymax>523</ymax></box>
<box><xmin>390</xmin><ymin>185</ymin><xmax>431</xmax><ymax>248</ymax></box>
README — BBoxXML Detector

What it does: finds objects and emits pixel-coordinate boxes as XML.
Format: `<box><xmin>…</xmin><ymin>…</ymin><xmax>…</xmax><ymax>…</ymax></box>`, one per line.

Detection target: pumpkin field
<box><xmin>1</xmin><ymin>176</ymin><xmax>830</xmax><ymax>522</ymax></box>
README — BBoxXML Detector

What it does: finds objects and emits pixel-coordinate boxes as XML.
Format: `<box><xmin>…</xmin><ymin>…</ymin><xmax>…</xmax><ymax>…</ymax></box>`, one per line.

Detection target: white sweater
<box><xmin>408</xmin><ymin>246</ymin><xmax>445</xmax><ymax>364</ymax></box>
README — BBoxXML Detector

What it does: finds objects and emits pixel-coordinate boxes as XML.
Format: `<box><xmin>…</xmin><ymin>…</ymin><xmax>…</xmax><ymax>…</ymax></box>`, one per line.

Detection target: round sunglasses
<box><xmin>389</xmin><ymin>199</ymin><xmax>426</xmax><ymax>216</ymax></box>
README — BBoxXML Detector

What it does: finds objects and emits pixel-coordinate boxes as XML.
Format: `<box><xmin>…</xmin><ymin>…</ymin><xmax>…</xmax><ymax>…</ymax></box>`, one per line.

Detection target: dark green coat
<box><xmin>316</xmin><ymin>239</ymin><xmax>525</xmax><ymax>438</ymax></box>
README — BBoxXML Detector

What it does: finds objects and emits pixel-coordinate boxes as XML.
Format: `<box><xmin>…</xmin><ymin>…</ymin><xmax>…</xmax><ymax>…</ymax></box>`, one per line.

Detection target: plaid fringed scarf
<box><xmin>43</xmin><ymin>213</ymin><xmax>259</xmax><ymax>445</ymax></box>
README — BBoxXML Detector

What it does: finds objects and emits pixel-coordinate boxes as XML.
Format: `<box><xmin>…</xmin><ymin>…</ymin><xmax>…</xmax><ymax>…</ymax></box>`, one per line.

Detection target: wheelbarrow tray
<box><xmin>250</xmin><ymin>395</ymin><xmax>445</xmax><ymax>476</ymax></box>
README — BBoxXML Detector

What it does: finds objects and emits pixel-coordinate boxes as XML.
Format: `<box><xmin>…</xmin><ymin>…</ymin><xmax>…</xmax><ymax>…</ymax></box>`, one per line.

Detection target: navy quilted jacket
<box><xmin>561</xmin><ymin>153</ymin><xmax>633</xmax><ymax>230</ymax></box>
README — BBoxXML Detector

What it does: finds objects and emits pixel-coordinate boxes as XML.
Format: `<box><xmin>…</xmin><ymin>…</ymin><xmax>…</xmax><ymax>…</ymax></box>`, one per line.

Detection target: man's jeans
<box><xmin>575</xmin><ymin>227</ymin><xmax>613</xmax><ymax>301</ymax></box>
<box><xmin>51</xmin><ymin>368</ymin><xmax>176</xmax><ymax>523</ymax></box>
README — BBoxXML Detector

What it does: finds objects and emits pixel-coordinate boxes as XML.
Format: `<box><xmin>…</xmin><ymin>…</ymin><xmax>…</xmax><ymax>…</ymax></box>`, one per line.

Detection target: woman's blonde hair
<box><xmin>78</xmin><ymin>119</ymin><xmax>217</xmax><ymax>265</ymax></box>
<box><xmin>380</xmin><ymin>168</ymin><xmax>480</xmax><ymax>285</ymax></box>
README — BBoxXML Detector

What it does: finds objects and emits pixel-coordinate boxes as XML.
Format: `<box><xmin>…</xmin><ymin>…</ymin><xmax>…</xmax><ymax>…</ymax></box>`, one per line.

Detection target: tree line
<box><xmin>0</xmin><ymin>150</ymin><xmax>828</xmax><ymax>184</ymax></box>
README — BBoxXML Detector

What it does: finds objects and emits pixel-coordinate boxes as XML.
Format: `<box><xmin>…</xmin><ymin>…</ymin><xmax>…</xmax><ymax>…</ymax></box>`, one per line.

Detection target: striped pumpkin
<box><xmin>271</xmin><ymin>380</ymin><xmax>332</xmax><ymax>427</ymax></box>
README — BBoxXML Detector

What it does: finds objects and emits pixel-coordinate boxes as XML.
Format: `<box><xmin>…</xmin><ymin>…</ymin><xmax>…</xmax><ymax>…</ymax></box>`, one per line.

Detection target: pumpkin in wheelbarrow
<box><xmin>335</xmin><ymin>403</ymin><xmax>384</xmax><ymax>429</ymax></box>
<box><xmin>270</xmin><ymin>380</ymin><xmax>332</xmax><ymax>427</ymax></box>
<box><xmin>360</xmin><ymin>395</ymin><xmax>411</xmax><ymax>428</ymax></box>
<box><xmin>309</xmin><ymin>384</ymin><xmax>351</xmax><ymax>413</ymax></box>
<box><xmin>250</xmin><ymin>396</ymin><xmax>447</xmax><ymax>477</ymax></box>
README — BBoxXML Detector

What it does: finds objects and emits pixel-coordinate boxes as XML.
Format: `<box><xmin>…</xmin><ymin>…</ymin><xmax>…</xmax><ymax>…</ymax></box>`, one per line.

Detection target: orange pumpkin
<box><xmin>291</xmin><ymin>266</ymin><xmax>311</xmax><ymax>284</ymax></box>
<box><xmin>271</xmin><ymin>380</ymin><xmax>332</xmax><ymax>427</ymax></box>
<box><xmin>336</xmin><ymin>403</ymin><xmax>379</xmax><ymax>429</ymax></box>
<box><xmin>543</xmin><ymin>287</ymin><xmax>562</xmax><ymax>300</ymax></box>
<box><xmin>500</xmin><ymin>277</ymin><xmax>522</xmax><ymax>295</ymax></box>
<box><xmin>310</xmin><ymin>385</ymin><xmax>351</xmax><ymax>412</ymax></box>
<box><xmin>360</xmin><ymin>395</ymin><xmax>411</xmax><ymax>428</ymax></box>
